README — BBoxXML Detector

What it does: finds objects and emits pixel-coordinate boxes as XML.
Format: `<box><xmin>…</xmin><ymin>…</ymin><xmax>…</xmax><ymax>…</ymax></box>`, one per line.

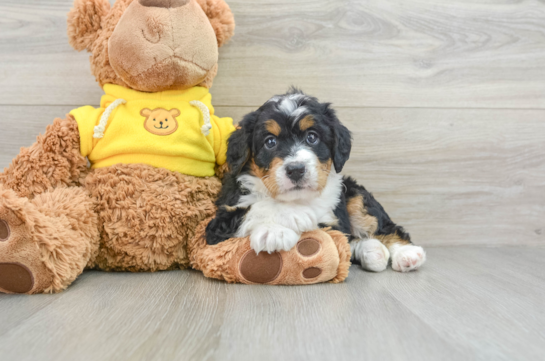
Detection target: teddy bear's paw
<box><xmin>391</xmin><ymin>244</ymin><xmax>426</xmax><ymax>272</ymax></box>
<box><xmin>0</xmin><ymin>207</ymin><xmax>37</xmax><ymax>294</ymax></box>
<box><xmin>0</xmin><ymin>262</ymin><xmax>35</xmax><ymax>294</ymax></box>
<box><xmin>351</xmin><ymin>238</ymin><xmax>390</xmax><ymax>273</ymax></box>
<box><xmin>237</xmin><ymin>230</ymin><xmax>341</xmax><ymax>285</ymax></box>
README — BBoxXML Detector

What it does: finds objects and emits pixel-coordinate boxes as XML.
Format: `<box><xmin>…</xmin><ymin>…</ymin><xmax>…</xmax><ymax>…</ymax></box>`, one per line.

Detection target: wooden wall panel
<box><xmin>0</xmin><ymin>1</ymin><xmax>544</xmax><ymax>108</ymax></box>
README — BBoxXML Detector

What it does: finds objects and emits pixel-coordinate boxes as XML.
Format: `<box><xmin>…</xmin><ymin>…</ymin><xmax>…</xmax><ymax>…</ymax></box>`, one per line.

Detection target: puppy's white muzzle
<box><xmin>276</xmin><ymin>147</ymin><xmax>319</xmax><ymax>194</ymax></box>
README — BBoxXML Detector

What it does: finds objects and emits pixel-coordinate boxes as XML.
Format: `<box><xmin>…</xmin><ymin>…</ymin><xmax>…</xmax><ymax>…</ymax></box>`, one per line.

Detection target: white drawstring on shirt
<box><xmin>93</xmin><ymin>99</ymin><xmax>127</xmax><ymax>139</ymax></box>
<box><xmin>190</xmin><ymin>100</ymin><xmax>212</xmax><ymax>136</ymax></box>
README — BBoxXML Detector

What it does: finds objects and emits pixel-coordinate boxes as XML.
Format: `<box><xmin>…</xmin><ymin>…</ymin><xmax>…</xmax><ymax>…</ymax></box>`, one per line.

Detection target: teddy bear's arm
<box><xmin>0</xmin><ymin>115</ymin><xmax>88</xmax><ymax>199</ymax></box>
<box><xmin>210</xmin><ymin>115</ymin><xmax>235</xmax><ymax>167</ymax></box>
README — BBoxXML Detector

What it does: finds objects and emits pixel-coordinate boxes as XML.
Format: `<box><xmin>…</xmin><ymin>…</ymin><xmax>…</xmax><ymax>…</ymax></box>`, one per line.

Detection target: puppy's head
<box><xmin>227</xmin><ymin>89</ymin><xmax>352</xmax><ymax>200</ymax></box>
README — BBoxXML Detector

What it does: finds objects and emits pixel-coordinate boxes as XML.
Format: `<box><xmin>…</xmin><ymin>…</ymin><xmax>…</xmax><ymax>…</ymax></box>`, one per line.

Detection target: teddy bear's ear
<box><xmin>140</xmin><ymin>108</ymin><xmax>152</xmax><ymax>117</ymax></box>
<box><xmin>67</xmin><ymin>0</ymin><xmax>111</xmax><ymax>51</ymax></box>
<box><xmin>195</xmin><ymin>0</ymin><xmax>235</xmax><ymax>47</ymax></box>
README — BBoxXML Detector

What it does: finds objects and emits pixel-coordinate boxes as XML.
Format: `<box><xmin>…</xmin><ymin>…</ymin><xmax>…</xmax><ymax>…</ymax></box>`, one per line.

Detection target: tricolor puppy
<box><xmin>206</xmin><ymin>90</ymin><xmax>426</xmax><ymax>272</ymax></box>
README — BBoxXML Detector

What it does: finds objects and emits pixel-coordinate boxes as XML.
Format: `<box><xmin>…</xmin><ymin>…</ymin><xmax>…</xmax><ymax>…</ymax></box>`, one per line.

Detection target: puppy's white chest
<box><xmin>237</xmin><ymin>196</ymin><xmax>336</xmax><ymax>237</ymax></box>
<box><xmin>258</xmin><ymin>201</ymin><xmax>317</xmax><ymax>227</ymax></box>
<box><xmin>234</xmin><ymin>172</ymin><xmax>343</xmax><ymax>254</ymax></box>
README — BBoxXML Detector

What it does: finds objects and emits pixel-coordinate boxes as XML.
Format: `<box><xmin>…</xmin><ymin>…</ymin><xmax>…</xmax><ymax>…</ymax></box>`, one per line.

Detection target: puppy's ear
<box><xmin>67</xmin><ymin>0</ymin><xmax>110</xmax><ymax>51</ymax></box>
<box><xmin>333</xmin><ymin>123</ymin><xmax>352</xmax><ymax>172</ymax></box>
<box><xmin>226</xmin><ymin>110</ymin><xmax>258</xmax><ymax>175</ymax></box>
<box><xmin>324</xmin><ymin>104</ymin><xmax>352</xmax><ymax>173</ymax></box>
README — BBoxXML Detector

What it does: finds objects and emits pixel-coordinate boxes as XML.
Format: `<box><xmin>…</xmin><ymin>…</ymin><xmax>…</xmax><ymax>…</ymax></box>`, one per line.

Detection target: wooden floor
<box><xmin>0</xmin><ymin>247</ymin><xmax>543</xmax><ymax>361</ymax></box>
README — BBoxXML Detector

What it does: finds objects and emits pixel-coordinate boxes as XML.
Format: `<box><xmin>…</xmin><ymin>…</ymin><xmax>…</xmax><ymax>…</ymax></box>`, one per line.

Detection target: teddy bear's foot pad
<box><xmin>0</xmin><ymin>219</ymin><xmax>10</xmax><ymax>241</ymax></box>
<box><xmin>239</xmin><ymin>251</ymin><xmax>282</xmax><ymax>284</ymax></box>
<box><xmin>0</xmin><ymin>263</ymin><xmax>34</xmax><ymax>294</ymax></box>
<box><xmin>297</xmin><ymin>238</ymin><xmax>320</xmax><ymax>256</ymax></box>
<box><xmin>302</xmin><ymin>267</ymin><xmax>322</xmax><ymax>279</ymax></box>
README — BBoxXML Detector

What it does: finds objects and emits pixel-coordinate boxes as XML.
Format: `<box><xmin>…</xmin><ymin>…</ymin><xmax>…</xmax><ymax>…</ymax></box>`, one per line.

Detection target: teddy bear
<box><xmin>0</xmin><ymin>0</ymin><xmax>351</xmax><ymax>294</ymax></box>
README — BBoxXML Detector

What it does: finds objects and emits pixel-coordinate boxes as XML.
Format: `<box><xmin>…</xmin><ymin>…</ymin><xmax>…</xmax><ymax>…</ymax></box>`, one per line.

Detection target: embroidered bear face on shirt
<box><xmin>141</xmin><ymin>108</ymin><xmax>180</xmax><ymax>136</ymax></box>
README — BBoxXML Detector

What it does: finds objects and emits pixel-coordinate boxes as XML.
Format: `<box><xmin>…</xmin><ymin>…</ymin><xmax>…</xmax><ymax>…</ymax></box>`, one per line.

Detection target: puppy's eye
<box><xmin>306</xmin><ymin>131</ymin><xmax>319</xmax><ymax>145</ymax></box>
<box><xmin>165</xmin><ymin>119</ymin><xmax>168</xmax><ymax>122</ymax></box>
<box><xmin>265</xmin><ymin>136</ymin><xmax>277</xmax><ymax>149</ymax></box>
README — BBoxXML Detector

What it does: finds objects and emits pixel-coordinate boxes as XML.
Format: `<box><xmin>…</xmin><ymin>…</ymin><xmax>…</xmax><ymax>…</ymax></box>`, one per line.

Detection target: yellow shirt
<box><xmin>70</xmin><ymin>84</ymin><xmax>235</xmax><ymax>177</ymax></box>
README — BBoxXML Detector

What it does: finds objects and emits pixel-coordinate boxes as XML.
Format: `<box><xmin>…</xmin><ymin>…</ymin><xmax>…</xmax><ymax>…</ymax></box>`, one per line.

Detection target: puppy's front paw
<box><xmin>391</xmin><ymin>245</ymin><xmax>426</xmax><ymax>272</ymax></box>
<box><xmin>250</xmin><ymin>226</ymin><xmax>300</xmax><ymax>254</ymax></box>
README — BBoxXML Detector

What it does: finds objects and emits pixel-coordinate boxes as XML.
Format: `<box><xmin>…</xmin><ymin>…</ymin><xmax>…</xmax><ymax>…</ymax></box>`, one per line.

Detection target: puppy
<box><xmin>206</xmin><ymin>89</ymin><xmax>426</xmax><ymax>272</ymax></box>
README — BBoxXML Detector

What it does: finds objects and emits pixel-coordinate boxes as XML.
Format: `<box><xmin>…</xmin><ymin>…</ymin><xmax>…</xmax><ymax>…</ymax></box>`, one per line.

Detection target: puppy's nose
<box><xmin>285</xmin><ymin>163</ymin><xmax>306</xmax><ymax>182</ymax></box>
<box><xmin>139</xmin><ymin>0</ymin><xmax>189</xmax><ymax>8</ymax></box>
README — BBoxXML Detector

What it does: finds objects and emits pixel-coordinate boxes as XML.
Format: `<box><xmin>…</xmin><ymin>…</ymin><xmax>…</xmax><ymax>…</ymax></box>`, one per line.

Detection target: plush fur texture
<box><xmin>0</xmin><ymin>116</ymin><xmax>88</xmax><ymax>199</ymax></box>
<box><xmin>0</xmin><ymin>115</ymin><xmax>225</xmax><ymax>293</ymax></box>
<box><xmin>195</xmin><ymin>0</ymin><xmax>235</xmax><ymax>47</ymax></box>
<box><xmin>67</xmin><ymin>0</ymin><xmax>235</xmax><ymax>90</ymax></box>
<box><xmin>85</xmin><ymin>163</ymin><xmax>222</xmax><ymax>272</ymax></box>
<box><xmin>67</xmin><ymin>0</ymin><xmax>111</xmax><ymax>51</ymax></box>
<box><xmin>0</xmin><ymin>185</ymin><xmax>99</xmax><ymax>294</ymax></box>
<box><xmin>0</xmin><ymin>0</ymin><xmax>238</xmax><ymax>294</ymax></box>
<box><xmin>107</xmin><ymin>0</ymin><xmax>220</xmax><ymax>91</ymax></box>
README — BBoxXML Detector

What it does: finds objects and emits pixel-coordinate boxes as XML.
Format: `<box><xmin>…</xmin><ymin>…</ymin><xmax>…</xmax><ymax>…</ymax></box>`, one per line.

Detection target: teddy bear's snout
<box><xmin>139</xmin><ymin>0</ymin><xmax>189</xmax><ymax>9</ymax></box>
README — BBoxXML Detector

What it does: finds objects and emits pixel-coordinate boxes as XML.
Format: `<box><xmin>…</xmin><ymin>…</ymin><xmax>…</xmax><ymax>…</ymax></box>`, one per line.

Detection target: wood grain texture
<box><xmin>0</xmin><ymin>0</ymin><xmax>545</xmax><ymax>107</ymax></box>
<box><xmin>0</xmin><ymin>247</ymin><xmax>544</xmax><ymax>361</ymax></box>
<box><xmin>2</xmin><ymin>105</ymin><xmax>543</xmax><ymax>246</ymax></box>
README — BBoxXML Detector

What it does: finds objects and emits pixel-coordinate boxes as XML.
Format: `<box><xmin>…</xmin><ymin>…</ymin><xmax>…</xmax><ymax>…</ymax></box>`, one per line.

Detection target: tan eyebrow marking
<box><xmin>299</xmin><ymin>115</ymin><xmax>315</xmax><ymax>131</ymax></box>
<box><xmin>265</xmin><ymin>119</ymin><xmax>281</xmax><ymax>136</ymax></box>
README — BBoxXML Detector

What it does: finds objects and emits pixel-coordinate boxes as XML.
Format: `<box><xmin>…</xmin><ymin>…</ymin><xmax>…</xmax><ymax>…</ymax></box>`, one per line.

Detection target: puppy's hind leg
<box><xmin>377</xmin><ymin>233</ymin><xmax>426</xmax><ymax>273</ymax></box>
<box><xmin>350</xmin><ymin>238</ymin><xmax>390</xmax><ymax>272</ymax></box>
<box><xmin>343</xmin><ymin>176</ymin><xmax>426</xmax><ymax>273</ymax></box>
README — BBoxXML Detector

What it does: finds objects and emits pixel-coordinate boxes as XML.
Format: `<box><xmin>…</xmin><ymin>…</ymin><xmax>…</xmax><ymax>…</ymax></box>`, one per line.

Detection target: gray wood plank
<box><xmin>0</xmin><ymin>247</ymin><xmax>544</xmax><ymax>361</ymax></box>
<box><xmin>1</xmin><ymin>105</ymin><xmax>543</xmax><ymax>246</ymax></box>
<box><xmin>379</xmin><ymin>247</ymin><xmax>545</xmax><ymax>361</ymax></box>
<box><xmin>1</xmin><ymin>0</ymin><xmax>544</xmax><ymax>108</ymax></box>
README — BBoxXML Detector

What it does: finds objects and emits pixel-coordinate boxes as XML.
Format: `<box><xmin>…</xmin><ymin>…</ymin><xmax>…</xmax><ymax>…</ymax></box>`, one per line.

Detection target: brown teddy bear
<box><xmin>0</xmin><ymin>0</ymin><xmax>351</xmax><ymax>294</ymax></box>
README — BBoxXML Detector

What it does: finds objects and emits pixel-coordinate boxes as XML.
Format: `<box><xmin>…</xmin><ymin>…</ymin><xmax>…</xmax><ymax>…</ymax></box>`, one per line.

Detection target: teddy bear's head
<box><xmin>67</xmin><ymin>0</ymin><xmax>235</xmax><ymax>92</ymax></box>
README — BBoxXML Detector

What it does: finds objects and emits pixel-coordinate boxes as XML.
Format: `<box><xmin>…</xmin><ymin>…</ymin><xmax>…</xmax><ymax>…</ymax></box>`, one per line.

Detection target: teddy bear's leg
<box><xmin>189</xmin><ymin>220</ymin><xmax>351</xmax><ymax>285</ymax></box>
<box><xmin>0</xmin><ymin>185</ymin><xmax>100</xmax><ymax>294</ymax></box>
